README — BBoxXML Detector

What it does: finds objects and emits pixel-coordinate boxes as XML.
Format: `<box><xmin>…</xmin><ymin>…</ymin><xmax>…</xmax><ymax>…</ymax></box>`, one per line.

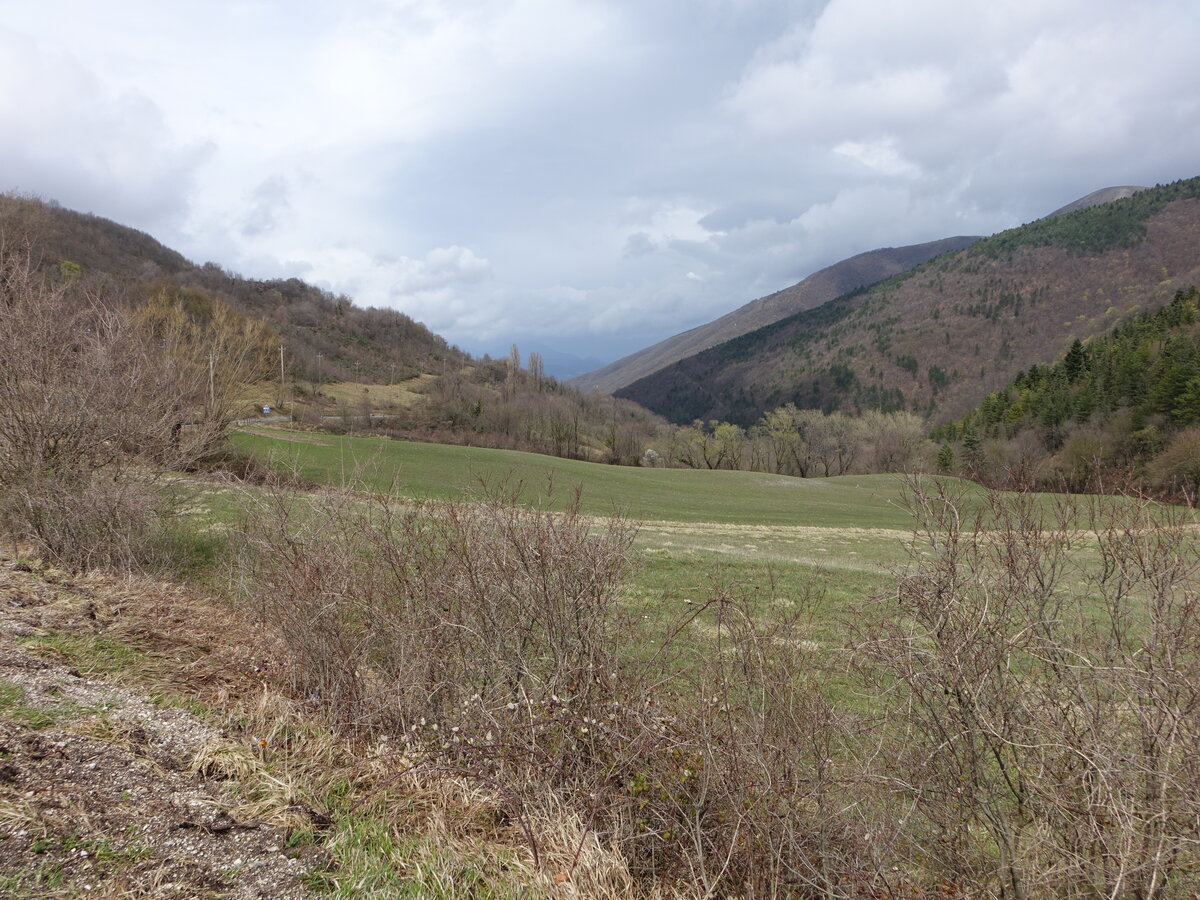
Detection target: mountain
<box><xmin>615</xmin><ymin>178</ymin><xmax>1200</xmax><ymax>428</ymax></box>
<box><xmin>1047</xmin><ymin>185</ymin><xmax>1146</xmax><ymax>217</ymax></box>
<box><xmin>571</xmin><ymin>235</ymin><xmax>980</xmax><ymax>395</ymax></box>
<box><xmin>0</xmin><ymin>194</ymin><xmax>466</xmax><ymax>384</ymax></box>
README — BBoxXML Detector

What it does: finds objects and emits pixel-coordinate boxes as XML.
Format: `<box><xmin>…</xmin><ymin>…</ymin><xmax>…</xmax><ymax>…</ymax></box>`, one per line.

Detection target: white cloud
<box><xmin>310</xmin><ymin>0</ymin><xmax>623</xmax><ymax>145</ymax></box>
<box><xmin>834</xmin><ymin>139</ymin><xmax>922</xmax><ymax>178</ymax></box>
<box><xmin>0</xmin><ymin>28</ymin><xmax>210</xmax><ymax>230</ymax></box>
<box><xmin>1</xmin><ymin>1</ymin><xmax>1199</xmax><ymax>362</ymax></box>
<box><xmin>298</xmin><ymin>244</ymin><xmax>492</xmax><ymax>313</ymax></box>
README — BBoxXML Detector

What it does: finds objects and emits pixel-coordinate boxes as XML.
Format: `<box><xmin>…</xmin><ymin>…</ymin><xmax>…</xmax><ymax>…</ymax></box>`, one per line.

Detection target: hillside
<box><xmin>936</xmin><ymin>286</ymin><xmax>1200</xmax><ymax>495</ymax></box>
<box><xmin>617</xmin><ymin>178</ymin><xmax>1200</xmax><ymax>427</ymax></box>
<box><xmin>571</xmin><ymin>235</ymin><xmax>979</xmax><ymax>395</ymax></box>
<box><xmin>0</xmin><ymin>194</ymin><xmax>467</xmax><ymax>384</ymax></box>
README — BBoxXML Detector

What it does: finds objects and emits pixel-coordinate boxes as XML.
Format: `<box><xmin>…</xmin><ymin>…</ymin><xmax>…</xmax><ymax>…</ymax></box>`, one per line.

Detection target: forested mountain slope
<box><xmin>572</xmin><ymin>235</ymin><xmax>979</xmax><ymax>395</ymax></box>
<box><xmin>617</xmin><ymin>178</ymin><xmax>1200</xmax><ymax>427</ymax></box>
<box><xmin>0</xmin><ymin>194</ymin><xmax>466</xmax><ymax>383</ymax></box>
<box><xmin>936</xmin><ymin>286</ymin><xmax>1200</xmax><ymax>495</ymax></box>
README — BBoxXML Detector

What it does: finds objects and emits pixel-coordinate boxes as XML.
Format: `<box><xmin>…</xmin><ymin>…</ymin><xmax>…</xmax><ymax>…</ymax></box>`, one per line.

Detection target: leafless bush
<box><xmin>862</xmin><ymin>477</ymin><xmax>1200</xmax><ymax>898</ymax></box>
<box><xmin>236</xmin><ymin>483</ymin><xmax>884</xmax><ymax>896</ymax></box>
<box><xmin>1</xmin><ymin>471</ymin><xmax>165</xmax><ymax>570</ymax></box>
<box><xmin>0</xmin><ymin>244</ymin><xmax>271</xmax><ymax>568</ymax></box>
<box><xmin>235</xmin><ymin>484</ymin><xmax>636</xmax><ymax>725</ymax></box>
<box><xmin>595</xmin><ymin>585</ymin><xmax>878</xmax><ymax>898</ymax></box>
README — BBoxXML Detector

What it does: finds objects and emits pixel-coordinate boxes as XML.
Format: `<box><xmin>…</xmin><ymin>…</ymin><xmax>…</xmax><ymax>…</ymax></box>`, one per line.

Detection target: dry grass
<box><xmin>315</xmin><ymin>377</ymin><xmax>434</xmax><ymax>409</ymax></box>
<box><xmin>0</xmin><ymin>554</ymin><xmax>646</xmax><ymax>897</ymax></box>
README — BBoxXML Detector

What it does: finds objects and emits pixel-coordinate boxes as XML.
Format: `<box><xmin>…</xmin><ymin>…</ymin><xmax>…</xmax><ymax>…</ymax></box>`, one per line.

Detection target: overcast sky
<box><xmin>3</xmin><ymin>0</ymin><xmax>1199</xmax><ymax>367</ymax></box>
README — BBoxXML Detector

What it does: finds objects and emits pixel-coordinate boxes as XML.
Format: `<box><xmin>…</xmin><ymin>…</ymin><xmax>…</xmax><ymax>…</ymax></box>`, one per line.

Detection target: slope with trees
<box><xmin>617</xmin><ymin>178</ymin><xmax>1200</xmax><ymax>428</ymax></box>
<box><xmin>935</xmin><ymin>285</ymin><xmax>1200</xmax><ymax>496</ymax></box>
<box><xmin>0</xmin><ymin>195</ymin><xmax>670</xmax><ymax>468</ymax></box>
<box><xmin>571</xmin><ymin>235</ymin><xmax>980</xmax><ymax>395</ymax></box>
<box><xmin>0</xmin><ymin>193</ymin><xmax>467</xmax><ymax>386</ymax></box>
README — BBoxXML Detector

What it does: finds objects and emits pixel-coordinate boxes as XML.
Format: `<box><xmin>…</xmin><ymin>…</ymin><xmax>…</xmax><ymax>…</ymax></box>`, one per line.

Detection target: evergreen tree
<box><xmin>1063</xmin><ymin>339</ymin><xmax>1086</xmax><ymax>381</ymax></box>
<box><xmin>962</xmin><ymin>426</ymin><xmax>983</xmax><ymax>476</ymax></box>
<box><xmin>936</xmin><ymin>443</ymin><xmax>955</xmax><ymax>473</ymax></box>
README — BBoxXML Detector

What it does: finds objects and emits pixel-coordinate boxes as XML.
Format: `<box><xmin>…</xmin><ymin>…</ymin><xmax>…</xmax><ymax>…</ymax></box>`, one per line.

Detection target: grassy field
<box><xmin>227</xmin><ymin>428</ymin><xmax>948</xmax><ymax>648</ymax></box>
<box><xmin>231</xmin><ymin>428</ymin><xmax>927</xmax><ymax>528</ymax></box>
<box><xmin>225</xmin><ymin>427</ymin><xmax>1187</xmax><ymax>667</ymax></box>
<box><xmin>312</xmin><ymin>377</ymin><xmax>434</xmax><ymax>409</ymax></box>
<box><xmin>156</xmin><ymin>429</ymin><xmax>1200</xmax><ymax>893</ymax></box>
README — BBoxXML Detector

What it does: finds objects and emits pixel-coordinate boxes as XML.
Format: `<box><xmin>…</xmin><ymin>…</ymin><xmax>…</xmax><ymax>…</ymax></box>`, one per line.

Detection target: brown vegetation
<box><xmin>223</xmin><ymin>473</ymin><xmax>1200</xmax><ymax>897</ymax></box>
<box><xmin>0</xmin><ymin>192</ymin><xmax>467</xmax><ymax>388</ymax></box>
<box><xmin>0</xmin><ymin>246</ymin><xmax>270</xmax><ymax>568</ymax></box>
<box><xmin>618</xmin><ymin>189</ymin><xmax>1200</xmax><ymax>427</ymax></box>
<box><xmin>573</xmin><ymin>236</ymin><xmax>979</xmax><ymax>395</ymax></box>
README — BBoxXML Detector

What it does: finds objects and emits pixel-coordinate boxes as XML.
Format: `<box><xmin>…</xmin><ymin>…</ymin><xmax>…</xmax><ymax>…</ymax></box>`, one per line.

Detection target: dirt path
<box><xmin>0</xmin><ymin>560</ymin><xmax>317</xmax><ymax>899</ymax></box>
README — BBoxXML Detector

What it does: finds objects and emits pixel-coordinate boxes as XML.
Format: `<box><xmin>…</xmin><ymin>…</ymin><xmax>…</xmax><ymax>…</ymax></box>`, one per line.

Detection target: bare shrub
<box><xmin>596</xmin><ymin>585</ymin><xmax>877</xmax><ymax>897</ymax></box>
<box><xmin>0</xmin><ymin>245</ymin><xmax>271</xmax><ymax>569</ymax></box>
<box><xmin>1</xmin><ymin>471</ymin><xmax>165</xmax><ymax>570</ymax></box>
<box><xmin>236</xmin><ymin>484</ymin><xmax>882</xmax><ymax>896</ymax></box>
<box><xmin>1147</xmin><ymin>428</ymin><xmax>1200</xmax><ymax>499</ymax></box>
<box><xmin>863</xmin><ymin>477</ymin><xmax>1200</xmax><ymax>898</ymax></box>
<box><xmin>235</xmin><ymin>484</ymin><xmax>637</xmax><ymax>726</ymax></box>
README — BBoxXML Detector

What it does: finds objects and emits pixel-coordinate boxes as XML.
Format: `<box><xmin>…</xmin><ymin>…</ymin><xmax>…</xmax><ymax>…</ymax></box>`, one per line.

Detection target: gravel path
<box><xmin>0</xmin><ymin>560</ymin><xmax>318</xmax><ymax>899</ymax></box>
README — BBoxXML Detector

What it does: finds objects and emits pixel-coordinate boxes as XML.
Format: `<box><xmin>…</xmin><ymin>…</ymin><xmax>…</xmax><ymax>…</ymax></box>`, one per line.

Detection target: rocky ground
<box><xmin>0</xmin><ymin>557</ymin><xmax>320</xmax><ymax>898</ymax></box>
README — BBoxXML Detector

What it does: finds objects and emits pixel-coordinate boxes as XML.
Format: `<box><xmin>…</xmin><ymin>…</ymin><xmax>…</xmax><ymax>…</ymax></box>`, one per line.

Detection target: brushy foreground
<box><xmin>220</xmin><ymin>477</ymin><xmax>1200</xmax><ymax>898</ymax></box>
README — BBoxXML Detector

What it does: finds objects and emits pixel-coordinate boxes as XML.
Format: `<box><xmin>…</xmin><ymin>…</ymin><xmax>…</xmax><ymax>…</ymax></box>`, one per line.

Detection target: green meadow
<box><xmin>226</xmin><ymin>427</ymin><xmax>1187</xmax><ymax>661</ymax></box>
<box><xmin>231</xmin><ymin>428</ymin><xmax>925</xmax><ymax>528</ymax></box>
<box><xmin>227</xmin><ymin>429</ymin><xmax>942</xmax><ymax>639</ymax></box>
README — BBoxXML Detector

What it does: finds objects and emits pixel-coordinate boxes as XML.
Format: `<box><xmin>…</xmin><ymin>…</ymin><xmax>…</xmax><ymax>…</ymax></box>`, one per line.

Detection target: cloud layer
<box><xmin>3</xmin><ymin>1</ymin><xmax>1199</xmax><ymax>363</ymax></box>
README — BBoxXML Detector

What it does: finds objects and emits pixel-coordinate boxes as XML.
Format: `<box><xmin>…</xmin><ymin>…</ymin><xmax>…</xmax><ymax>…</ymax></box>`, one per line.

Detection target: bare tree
<box><xmin>863</xmin><ymin>477</ymin><xmax>1200</xmax><ymax>897</ymax></box>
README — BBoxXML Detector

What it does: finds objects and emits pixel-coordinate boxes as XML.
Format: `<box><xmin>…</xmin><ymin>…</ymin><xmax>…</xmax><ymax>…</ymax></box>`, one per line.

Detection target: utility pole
<box><xmin>208</xmin><ymin>350</ymin><xmax>216</xmax><ymax>408</ymax></box>
<box><xmin>278</xmin><ymin>345</ymin><xmax>285</xmax><ymax>410</ymax></box>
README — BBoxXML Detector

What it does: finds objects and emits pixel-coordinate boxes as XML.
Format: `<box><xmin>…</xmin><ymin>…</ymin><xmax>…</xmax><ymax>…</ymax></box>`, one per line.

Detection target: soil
<box><xmin>0</xmin><ymin>559</ymin><xmax>318</xmax><ymax>899</ymax></box>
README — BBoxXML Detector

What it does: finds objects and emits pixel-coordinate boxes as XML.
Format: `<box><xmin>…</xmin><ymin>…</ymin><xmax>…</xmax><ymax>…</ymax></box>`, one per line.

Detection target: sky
<box><xmin>3</xmin><ymin>0</ymin><xmax>1200</xmax><ymax>371</ymax></box>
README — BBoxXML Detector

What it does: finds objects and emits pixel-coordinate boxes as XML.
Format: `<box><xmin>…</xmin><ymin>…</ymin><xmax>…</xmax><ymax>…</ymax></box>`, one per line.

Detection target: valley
<box><xmin>3</xmin><ymin>176</ymin><xmax>1200</xmax><ymax>897</ymax></box>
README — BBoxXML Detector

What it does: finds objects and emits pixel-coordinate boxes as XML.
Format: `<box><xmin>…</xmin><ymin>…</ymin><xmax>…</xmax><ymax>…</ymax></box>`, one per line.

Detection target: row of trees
<box><xmin>337</xmin><ymin>363</ymin><xmax>938</xmax><ymax>478</ymax></box>
<box><xmin>322</xmin><ymin>348</ymin><xmax>666</xmax><ymax>467</ymax></box>
<box><xmin>661</xmin><ymin>406</ymin><xmax>932</xmax><ymax>475</ymax></box>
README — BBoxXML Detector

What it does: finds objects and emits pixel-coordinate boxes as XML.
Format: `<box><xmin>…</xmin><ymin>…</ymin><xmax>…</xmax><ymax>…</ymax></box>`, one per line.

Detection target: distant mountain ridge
<box><xmin>571</xmin><ymin>235</ymin><xmax>980</xmax><ymax>395</ymax></box>
<box><xmin>615</xmin><ymin>178</ymin><xmax>1200</xmax><ymax>428</ymax></box>
<box><xmin>574</xmin><ymin>184</ymin><xmax>1152</xmax><ymax>397</ymax></box>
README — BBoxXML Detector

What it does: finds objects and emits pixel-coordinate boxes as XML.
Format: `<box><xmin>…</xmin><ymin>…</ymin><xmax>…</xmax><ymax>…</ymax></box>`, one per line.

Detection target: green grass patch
<box><xmin>231</xmin><ymin>429</ymin><xmax>932</xmax><ymax>528</ymax></box>
<box><xmin>307</xmin><ymin>790</ymin><xmax>546</xmax><ymax>898</ymax></box>
<box><xmin>0</xmin><ymin>679</ymin><xmax>58</xmax><ymax>730</ymax></box>
<box><xmin>0</xmin><ymin>678</ymin><xmax>91</xmax><ymax>730</ymax></box>
<box><xmin>18</xmin><ymin>633</ymin><xmax>142</xmax><ymax>677</ymax></box>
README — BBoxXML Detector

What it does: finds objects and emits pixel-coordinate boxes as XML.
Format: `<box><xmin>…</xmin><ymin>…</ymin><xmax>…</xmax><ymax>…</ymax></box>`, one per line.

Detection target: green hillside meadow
<box><xmin>229</xmin><ymin>427</ymin><xmax>927</xmax><ymax>655</ymax></box>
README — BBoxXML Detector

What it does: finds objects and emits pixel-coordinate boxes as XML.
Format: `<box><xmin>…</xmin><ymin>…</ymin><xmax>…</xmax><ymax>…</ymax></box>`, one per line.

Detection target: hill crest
<box><xmin>0</xmin><ymin>194</ymin><xmax>466</xmax><ymax>384</ymax></box>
